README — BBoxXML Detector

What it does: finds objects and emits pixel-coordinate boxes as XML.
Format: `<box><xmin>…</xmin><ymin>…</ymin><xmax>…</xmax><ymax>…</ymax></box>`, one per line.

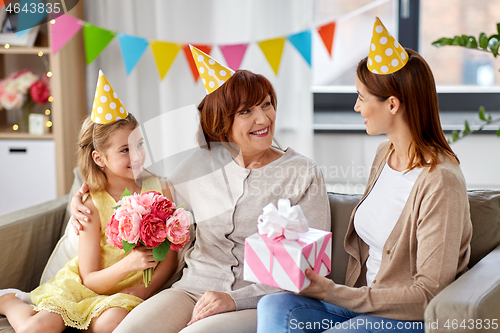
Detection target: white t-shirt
<box><xmin>354</xmin><ymin>154</ymin><xmax>423</xmax><ymax>287</ymax></box>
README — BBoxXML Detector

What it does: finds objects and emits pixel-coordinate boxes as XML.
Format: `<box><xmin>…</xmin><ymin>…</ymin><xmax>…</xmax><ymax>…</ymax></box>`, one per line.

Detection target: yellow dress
<box><xmin>31</xmin><ymin>177</ymin><xmax>163</xmax><ymax>330</ymax></box>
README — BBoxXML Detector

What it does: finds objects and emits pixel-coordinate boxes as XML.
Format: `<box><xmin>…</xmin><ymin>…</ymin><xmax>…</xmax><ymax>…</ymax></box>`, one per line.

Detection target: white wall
<box><xmin>314</xmin><ymin>133</ymin><xmax>500</xmax><ymax>193</ymax></box>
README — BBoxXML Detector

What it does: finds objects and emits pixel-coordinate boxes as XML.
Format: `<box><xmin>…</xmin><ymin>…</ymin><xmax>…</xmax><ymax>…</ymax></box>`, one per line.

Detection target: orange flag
<box><xmin>183</xmin><ymin>44</ymin><xmax>212</xmax><ymax>82</ymax></box>
<box><xmin>317</xmin><ymin>22</ymin><xmax>336</xmax><ymax>57</ymax></box>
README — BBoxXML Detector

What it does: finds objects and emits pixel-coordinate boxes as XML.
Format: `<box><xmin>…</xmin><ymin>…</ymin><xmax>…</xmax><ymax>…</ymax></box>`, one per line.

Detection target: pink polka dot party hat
<box><xmin>91</xmin><ymin>70</ymin><xmax>128</xmax><ymax>124</ymax></box>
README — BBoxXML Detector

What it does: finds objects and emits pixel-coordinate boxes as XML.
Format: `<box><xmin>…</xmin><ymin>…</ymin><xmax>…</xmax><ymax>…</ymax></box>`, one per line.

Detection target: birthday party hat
<box><xmin>91</xmin><ymin>70</ymin><xmax>128</xmax><ymax>124</ymax></box>
<box><xmin>190</xmin><ymin>45</ymin><xmax>235</xmax><ymax>94</ymax></box>
<box><xmin>367</xmin><ymin>17</ymin><xmax>408</xmax><ymax>75</ymax></box>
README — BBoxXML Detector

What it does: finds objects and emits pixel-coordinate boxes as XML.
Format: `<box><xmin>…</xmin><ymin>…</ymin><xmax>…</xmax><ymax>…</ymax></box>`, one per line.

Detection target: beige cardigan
<box><xmin>324</xmin><ymin>141</ymin><xmax>472</xmax><ymax>321</ymax></box>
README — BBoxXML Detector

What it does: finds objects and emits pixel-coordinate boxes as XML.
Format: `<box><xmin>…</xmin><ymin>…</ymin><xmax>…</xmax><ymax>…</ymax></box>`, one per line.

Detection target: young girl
<box><xmin>0</xmin><ymin>72</ymin><xmax>178</xmax><ymax>333</ymax></box>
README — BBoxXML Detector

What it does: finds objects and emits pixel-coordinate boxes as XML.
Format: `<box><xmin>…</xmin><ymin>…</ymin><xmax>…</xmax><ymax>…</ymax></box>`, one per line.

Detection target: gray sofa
<box><xmin>1</xmin><ymin>168</ymin><xmax>499</xmax><ymax>333</ymax></box>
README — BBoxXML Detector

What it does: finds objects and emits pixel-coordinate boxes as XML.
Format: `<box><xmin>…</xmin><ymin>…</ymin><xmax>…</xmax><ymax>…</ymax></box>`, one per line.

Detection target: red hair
<box><xmin>197</xmin><ymin>70</ymin><xmax>277</xmax><ymax>149</ymax></box>
<box><xmin>357</xmin><ymin>48</ymin><xmax>459</xmax><ymax>170</ymax></box>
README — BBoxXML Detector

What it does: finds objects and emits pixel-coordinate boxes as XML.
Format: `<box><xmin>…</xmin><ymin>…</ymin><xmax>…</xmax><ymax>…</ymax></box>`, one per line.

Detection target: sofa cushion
<box><xmin>326</xmin><ymin>192</ymin><xmax>361</xmax><ymax>285</ymax></box>
<box><xmin>467</xmin><ymin>190</ymin><xmax>500</xmax><ymax>267</ymax></box>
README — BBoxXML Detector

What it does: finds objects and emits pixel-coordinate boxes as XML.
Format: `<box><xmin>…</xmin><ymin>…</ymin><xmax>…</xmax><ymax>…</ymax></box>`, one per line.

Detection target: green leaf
<box><xmin>464</xmin><ymin>120</ymin><xmax>471</xmax><ymax>134</ymax></box>
<box><xmin>497</xmin><ymin>23</ymin><xmax>500</xmax><ymax>35</ymax></box>
<box><xmin>465</xmin><ymin>36</ymin><xmax>478</xmax><ymax>49</ymax></box>
<box><xmin>479</xmin><ymin>106</ymin><xmax>486</xmax><ymax>121</ymax></box>
<box><xmin>120</xmin><ymin>188</ymin><xmax>132</xmax><ymax>200</ymax></box>
<box><xmin>452</xmin><ymin>36</ymin><xmax>464</xmax><ymax>46</ymax></box>
<box><xmin>452</xmin><ymin>130</ymin><xmax>459</xmax><ymax>142</ymax></box>
<box><xmin>112</xmin><ymin>204</ymin><xmax>121</xmax><ymax>210</ymax></box>
<box><xmin>152</xmin><ymin>239</ymin><xmax>171</xmax><ymax>261</ymax></box>
<box><xmin>488</xmin><ymin>36</ymin><xmax>499</xmax><ymax>56</ymax></box>
<box><xmin>479</xmin><ymin>32</ymin><xmax>489</xmax><ymax>49</ymax></box>
<box><xmin>432</xmin><ymin>37</ymin><xmax>453</xmax><ymax>47</ymax></box>
<box><xmin>497</xmin><ymin>128</ymin><xmax>500</xmax><ymax>137</ymax></box>
<box><xmin>488</xmin><ymin>114</ymin><xmax>492</xmax><ymax>122</ymax></box>
<box><xmin>122</xmin><ymin>240</ymin><xmax>136</xmax><ymax>253</ymax></box>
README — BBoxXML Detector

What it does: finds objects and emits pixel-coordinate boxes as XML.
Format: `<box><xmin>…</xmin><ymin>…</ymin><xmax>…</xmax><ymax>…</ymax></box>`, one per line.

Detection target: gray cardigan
<box><xmin>168</xmin><ymin>144</ymin><xmax>331</xmax><ymax>309</ymax></box>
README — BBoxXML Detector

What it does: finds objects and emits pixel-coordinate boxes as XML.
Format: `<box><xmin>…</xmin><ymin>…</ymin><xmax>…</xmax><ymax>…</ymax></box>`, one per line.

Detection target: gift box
<box><xmin>244</xmin><ymin>199</ymin><xmax>332</xmax><ymax>292</ymax></box>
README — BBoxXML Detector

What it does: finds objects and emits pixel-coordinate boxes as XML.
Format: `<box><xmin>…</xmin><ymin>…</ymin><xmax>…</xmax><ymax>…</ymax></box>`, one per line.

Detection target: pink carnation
<box><xmin>140</xmin><ymin>213</ymin><xmax>168</xmax><ymax>247</ymax></box>
<box><xmin>30</xmin><ymin>80</ymin><xmax>50</xmax><ymax>104</ymax></box>
<box><xmin>134</xmin><ymin>191</ymin><xmax>157</xmax><ymax>212</ymax></box>
<box><xmin>106</xmin><ymin>215</ymin><xmax>123</xmax><ymax>249</ymax></box>
<box><xmin>165</xmin><ymin>208</ymin><xmax>190</xmax><ymax>251</ymax></box>
<box><xmin>116</xmin><ymin>206</ymin><xmax>142</xmax><ymax>244</ymax></box>
<box><xmin>151</xmin><ymin>195</ymin><xmax>175</xmax><ymax>221</ymax></box>
<box><xmin>1</xmin><ymin>89</ymin><xmax>23</xmax><ymax>110</ymax></box>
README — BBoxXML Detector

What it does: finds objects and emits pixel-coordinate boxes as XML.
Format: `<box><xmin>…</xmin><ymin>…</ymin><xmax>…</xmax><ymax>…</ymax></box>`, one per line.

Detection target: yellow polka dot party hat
<box><xmin>367</xmin><ymin>17</ymin><xmax>408</xmax><ymax>75</ymax></box>
<box><xmin>91</xmin><ymin>70</ymin><xmax>128</xmax><ymax>124</ymax></box>
<box><xmin>189</xmin><ymin>45</ymin><xmax>235</xmax><ymax>94</ymax></box>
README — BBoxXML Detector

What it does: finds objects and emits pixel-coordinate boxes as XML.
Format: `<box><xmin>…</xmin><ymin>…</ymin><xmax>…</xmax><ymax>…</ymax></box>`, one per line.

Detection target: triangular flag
<box><xmin>118</xmin><ymin>33</ymin><xmax>149</xmax><ymax>75</ymax></box>
<box><xmin>288</xmin><ymin>30</ymin><xmax>312</xmax><ymax>66</ymax></box>
<box><xmin>50</xmin><ymin>14</ymin><xmax>84</xmax><ymax>54</ymax></box>
<box><xmin>150</xmin><ymin>41</ymin><xmax>183</xmax><ymax>80</ymax></box>
<box><xmin>183</xmin><ymin>44</ymin><xmax>212</xmax><ymax>82</ymax></box>
<box><xmin>258</xmin><ymin>37</ymin><xmax>286</xmax><ymax>75</ymax></box>
<box><xmin>17</xmin><ymin>0</ymin><xmax>46</xmax><ymax>36</ymax></box>
<box><xmin>317</xmin><ymin>22</ymin><xmax>336</xmax><ymax>57</ymax></box>
<box><xmin>0</xmin><ymin>1</ymin><xmax>14</xmax><ymax>7</ymax></box>
<box><xmin>83</xmin><ymin>22</ymin><xmax>117</xmax><ymax>65</ymax></box>
<box><xmin>219</xmin><ymin>43</ymin><xmax>248</xmax><ymax>70</ymax></box>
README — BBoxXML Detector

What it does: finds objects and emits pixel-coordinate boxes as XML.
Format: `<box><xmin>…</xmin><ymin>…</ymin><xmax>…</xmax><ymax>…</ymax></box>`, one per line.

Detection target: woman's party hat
<box><xmin>91</xmin><ymin>70</ymin><xmax>128</xmax><ymax>124</ymax></box>
<box><xmin>367</xmin><ymin>17</ymin><xmax>408</xmax><ymax>75</ymax></box>
<box><xmin>189</xmin><ymin>45</ymin><xmax>235</xmax><ymax>94</ymax></box>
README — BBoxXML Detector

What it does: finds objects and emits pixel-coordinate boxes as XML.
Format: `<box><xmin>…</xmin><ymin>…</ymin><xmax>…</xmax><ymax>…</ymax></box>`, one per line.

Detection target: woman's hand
<box><xmin>70</xmin><ymin>183</ymin><xmax>91</xmax><ymax>235</ymax></box>
<box><xmin>123</xmin><ymin>246</ymin><xmax>158</xmax><ymax>274</ymax></box>
<box><xmin>298</xmin><ymin>269</ymin><xmax>332</xmax><ymax>300</ymax></box>
<box><xmin>187</xmin><ymin>291</ymin><xmax>236</xmax><ymax>326</ymax></box>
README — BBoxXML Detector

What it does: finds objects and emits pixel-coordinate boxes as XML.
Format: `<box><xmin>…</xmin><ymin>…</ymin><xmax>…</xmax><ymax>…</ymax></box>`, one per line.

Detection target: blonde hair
<box><xmin>77</xmin><ymin>114</ymin><xmax>138</xmax><ymax>192</ymax></box>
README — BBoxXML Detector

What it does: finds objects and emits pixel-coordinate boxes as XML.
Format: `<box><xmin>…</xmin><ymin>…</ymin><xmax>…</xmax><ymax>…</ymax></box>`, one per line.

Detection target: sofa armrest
<box><xmin>425</xmin><ymin>244</ymin><xmax>500</xmax><ymax>333</ymax></box>
<box><xmin>0</xmin><ymin>195</ymin><xmax>68</xmax><ymax>292</ymax></box>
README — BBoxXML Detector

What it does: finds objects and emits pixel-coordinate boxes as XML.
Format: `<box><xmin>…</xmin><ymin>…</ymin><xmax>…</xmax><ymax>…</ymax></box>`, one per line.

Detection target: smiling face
<box><xmin>94</xmin><ymin>126</ymin><xmax>146</xmax><ymax>181</ymax></box>
<box><xmin>354</xmin><ymin>76</ymin><xmax>396</xmax><ymax>136</ymax></box>
<box><xmin>230</xmin><ymin>95</ymin><xmax>276</xmax><ymax>156</ymax></box>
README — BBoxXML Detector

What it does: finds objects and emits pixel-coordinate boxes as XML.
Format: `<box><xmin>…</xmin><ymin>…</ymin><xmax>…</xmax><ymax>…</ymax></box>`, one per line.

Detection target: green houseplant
<box><xmin>432</xmin><ymin>23</ymin><xmax>500</xmax><ymax>142</ymax></box>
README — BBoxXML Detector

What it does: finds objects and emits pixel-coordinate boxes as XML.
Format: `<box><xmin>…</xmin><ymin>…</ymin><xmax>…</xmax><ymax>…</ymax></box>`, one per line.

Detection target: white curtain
<box><xmin>84</xmin><ymin>0</ymin><xmax>314</xmax><ymax>172</ymax></box>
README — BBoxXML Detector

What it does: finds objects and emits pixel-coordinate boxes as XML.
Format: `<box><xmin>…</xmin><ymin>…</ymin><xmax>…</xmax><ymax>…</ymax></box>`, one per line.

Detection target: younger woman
<box><xmin>256</xmin><ymin>19</ymin><xmax>472</xmax><ymax>333</ymax></box>
<box><xmin>0</xmin><ymin>74</ymin><xmax>178</xmax><ymax>333</ymax></box>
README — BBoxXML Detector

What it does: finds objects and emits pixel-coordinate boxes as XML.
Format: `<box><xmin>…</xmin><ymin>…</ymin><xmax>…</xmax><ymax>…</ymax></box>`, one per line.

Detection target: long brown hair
<box><xmin>77</xmin><ymin>114</ymin><xmax>139</xmax><ymax>192</ymax></box>
<box><xmin>197</xmin><ymin>70</ymin><xmax>277</xmax><ymax>149</ymax></box>
<box><xmin>356</xmin><ymin>48</ymin><xmax>459</xmax><ymax>170</ymax></box>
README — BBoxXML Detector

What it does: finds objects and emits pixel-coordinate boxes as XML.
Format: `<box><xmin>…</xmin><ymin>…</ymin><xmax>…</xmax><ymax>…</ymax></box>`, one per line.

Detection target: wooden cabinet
<box><xmin>0</xmin><ymin>3</ymin><xmax>86</xmax><ymax>201</ymax></box>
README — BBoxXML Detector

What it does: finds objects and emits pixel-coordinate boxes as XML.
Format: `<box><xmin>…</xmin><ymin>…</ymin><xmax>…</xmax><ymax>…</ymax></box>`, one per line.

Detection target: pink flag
<box><xmin>51</xmin><ymin>14</ymin><xmax>84</xmax><ymax>54</ymax></box>
<box><xmin>219</xmin><ymin>43</ymin><xmax>248</xmax><ymax>70</ymax></box>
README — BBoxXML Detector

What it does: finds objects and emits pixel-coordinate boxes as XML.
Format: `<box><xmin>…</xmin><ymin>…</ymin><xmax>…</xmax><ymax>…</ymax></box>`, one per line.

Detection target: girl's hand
<box><xmin>123</xmin><ymin>246</ymin><xmax>157</xmax><ymax>273</ymax></box>
<box><xmin>70</xmin><ymin>183</ymin><xmax>91</xmax><ymax>234</ymax></box>
<box><xmin>298</xmin><ymin>269</ymin><xmax>332</xmax><ymax>300</ymax></box>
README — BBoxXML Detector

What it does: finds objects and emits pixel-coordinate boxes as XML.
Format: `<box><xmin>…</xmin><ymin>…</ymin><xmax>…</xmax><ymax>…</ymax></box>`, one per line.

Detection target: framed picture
<box><xmin>0</xmin><ymin>6</ymin><xmax>40</xmax><ymax>47</ymax></box>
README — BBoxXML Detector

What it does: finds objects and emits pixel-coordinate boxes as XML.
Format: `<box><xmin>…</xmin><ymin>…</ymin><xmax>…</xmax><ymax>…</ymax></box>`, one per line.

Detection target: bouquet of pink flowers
<box><xmin>106</xmin><ymin>189</ymin><xmax>190</xmax><ymax>287</ymax></box>
<box><xmin>0</xmin><ymin>70</ymin><xmax>50</xmax><ymax>110</ymax></box>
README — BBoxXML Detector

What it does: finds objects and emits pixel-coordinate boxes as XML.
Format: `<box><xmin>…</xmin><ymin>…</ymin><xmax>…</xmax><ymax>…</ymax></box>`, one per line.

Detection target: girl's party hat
<box><xmin>189</xmin><ymin>45</ymin><xmax>235</xmax><ymax>94</ymax></box>
<box><xmin>367</xmin><ymin>17</ymin><xmax>408</xmax><ymax>75</ymax></box>
<box><xmin>91</xmin><ymin>70</ymin><xmax>128</xmax><ymax>124</ymax></box>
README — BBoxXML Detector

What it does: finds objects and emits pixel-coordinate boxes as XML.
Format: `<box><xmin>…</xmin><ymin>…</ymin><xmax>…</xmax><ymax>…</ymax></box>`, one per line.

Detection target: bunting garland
<box><xmin>50</xmin><ymin>14</ymin><xmax>339</xmax><ymax>81</ymax></box>
<box><xmin>118</xmin><ymin>34</ymin><xmax>149</xmax><ymax>74</ymax></box>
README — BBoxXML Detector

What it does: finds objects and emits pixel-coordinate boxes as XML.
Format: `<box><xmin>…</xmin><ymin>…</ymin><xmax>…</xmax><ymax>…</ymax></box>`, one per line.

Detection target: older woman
<box><xmin>256</xmin><ymin>19</ymin><xmax>472</xmax><ymax>333</ymax></box>
<box><xmin>70</xmin><ymin>63</ymin><xmax>330</xmax><ymax>332</ymax></box>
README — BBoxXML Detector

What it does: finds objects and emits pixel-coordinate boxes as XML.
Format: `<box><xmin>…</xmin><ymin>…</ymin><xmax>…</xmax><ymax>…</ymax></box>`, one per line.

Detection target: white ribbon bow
<box><xmin>257</xmin><ymin>199</ymin><xmax>309</xmax><ymax>240</ymax></box>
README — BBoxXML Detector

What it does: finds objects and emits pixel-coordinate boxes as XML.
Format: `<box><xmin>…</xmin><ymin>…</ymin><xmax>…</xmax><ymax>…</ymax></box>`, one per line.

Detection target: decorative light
<box><xmin>46</xmin><ymin>121</ymin><xmax>53</xmax><ymax>128</ymax></box>
<box><xmin>38</xmin><ymin>51</ymin><xmax>44</xmax><ymax>57</ymax></box>
<box><xmin>48</xmin><ymin>96</ymin><xmax>54</xmax><ymax>102</ymax></box>
<box><xmin>4</xmin><ymin>44</ymin><xmax>10</xmax><ymax>49</ymax></box>
<box><xmin>51</xmin><ymin>19</ymin><xmax>56</xmax><ymax>24</ymax></box>
<box><xmin>13</xmin><ymin>124</ymin><xmax>19</xmax><ymax>131</ymax></box>
<box><xmin>46</xmin><ymin>71</ymin><xmax>52</xmax><ymax>78</ymax></box>
<box><xmin>45</xmin><ymin>109</ymin><xmax>51</xmax><ymax>115</ymax></box>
